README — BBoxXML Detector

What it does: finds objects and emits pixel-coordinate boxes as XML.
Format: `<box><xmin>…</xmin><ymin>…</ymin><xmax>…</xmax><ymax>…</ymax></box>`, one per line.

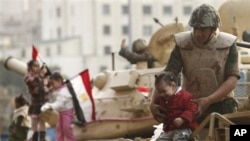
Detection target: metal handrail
<box><xmin>190</xmin><ymin>112</ymin><xmax>235</xmax><ymax>141</ymax></box>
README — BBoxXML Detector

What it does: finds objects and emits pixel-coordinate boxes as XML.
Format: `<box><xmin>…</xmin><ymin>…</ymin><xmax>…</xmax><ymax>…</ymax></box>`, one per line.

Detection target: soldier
<box><xmin>119</xmin><ymin>38</ymin><xmax>156</xmax><ymax>68</ymax></box>
<box><xmin>150</xmin><ymin>3</ymin><xmax>240</xmax><ymax>125</ymax></box>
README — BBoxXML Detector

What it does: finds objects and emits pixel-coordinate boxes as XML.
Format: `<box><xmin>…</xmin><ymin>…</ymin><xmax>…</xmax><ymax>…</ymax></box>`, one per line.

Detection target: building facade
<box><xmin>0</xmin><ymin>0</ymin><xmax>228</xmax><ymax>77</ymax></box>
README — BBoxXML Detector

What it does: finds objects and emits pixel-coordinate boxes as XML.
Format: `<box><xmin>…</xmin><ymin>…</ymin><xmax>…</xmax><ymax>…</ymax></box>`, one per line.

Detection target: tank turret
<box><xmin>148</xmin><ymin>22</ymin><xmax>184</xmax><ymax>66</ymax></box>
<box><xmin>219</xmin><ymin>0</ymin><xmax>250</xmax><ymax>41</ymax></box>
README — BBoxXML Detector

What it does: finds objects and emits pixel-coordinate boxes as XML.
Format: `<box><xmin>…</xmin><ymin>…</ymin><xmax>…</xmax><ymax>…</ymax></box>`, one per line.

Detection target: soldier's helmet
<box><xmin>132</xmin><ymin>39</ymin><xmax>147</xmax><ymax>53</ymax></box>
<box><xmin>188</xmin><ymin>4</ymin><xmax>221</xmax><ymax>28</ymax></box>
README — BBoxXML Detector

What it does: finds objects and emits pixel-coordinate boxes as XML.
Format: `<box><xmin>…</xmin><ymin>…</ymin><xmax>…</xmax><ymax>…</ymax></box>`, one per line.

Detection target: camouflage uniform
<box><xmin>119</xmin><ymin>39</ymin><xmax>155</xmax><ymax>68</ymax></box>
<box><xmin>165</xmin><ymin>4</ymin><xmax>240</xmax><ymax>123</ymax></box>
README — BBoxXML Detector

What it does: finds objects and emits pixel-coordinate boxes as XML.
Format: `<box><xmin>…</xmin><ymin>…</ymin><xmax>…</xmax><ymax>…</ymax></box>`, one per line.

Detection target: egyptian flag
<box><xmin>32</xmin><ymin>45</ymin><xmax>45</xmax><ymax>65</ymax></box>
<box><xmin>136</xmin><ymin>86</ymin><xmax>149</xmax><ymax>97</ymax></box>
<box><xmin>32</xmin><ymin>45</ymin><xmax>51</xmax><ymax>76</ymax></box>
<box><xmin>66</xmin><ymin>69</ymin><xmax>96</xmax><ymax>123</ymax></box>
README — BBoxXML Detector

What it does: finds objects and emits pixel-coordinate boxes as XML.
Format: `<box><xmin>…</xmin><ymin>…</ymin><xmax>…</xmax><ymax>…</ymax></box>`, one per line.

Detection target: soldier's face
<box><xmin>193</xmin><ymin>27</ymin><xmax>214</xmax><ymax>44</ymax></box>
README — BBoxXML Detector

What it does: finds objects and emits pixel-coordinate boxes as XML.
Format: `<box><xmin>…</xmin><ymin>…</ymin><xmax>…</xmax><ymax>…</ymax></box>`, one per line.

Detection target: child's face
<box><xmin>31</xmin><ymin>61</ymin><xmax>40</xmax><ymax>73</ymax></box>
<box><xmin>156</xmin><ymin>81</ymin><xmax>176</xmax><ymax>99</ymax></box>
<box><xmin>50</xmin><ymin>79</ymin><xmax>63</xmax><ymax>90</ymax></box>
<box><xmin>40</xmin><ymin>67</ymin><xmax>47</xmax><ymax>77</ymax></box>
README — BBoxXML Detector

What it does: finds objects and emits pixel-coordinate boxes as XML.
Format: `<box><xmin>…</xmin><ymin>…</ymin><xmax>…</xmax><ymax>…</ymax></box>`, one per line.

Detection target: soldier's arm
<box><xmin>164</xmin><ymin>45</ymin><xmax>183</xmax><ymax>76</ymax></box>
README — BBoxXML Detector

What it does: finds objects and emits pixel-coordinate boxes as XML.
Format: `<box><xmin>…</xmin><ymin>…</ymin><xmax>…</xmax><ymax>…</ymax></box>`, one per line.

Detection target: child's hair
<box><xmin>27</xmin><ymin>59</ymin><xmax>38</xmax><ymax>71</ymax></box>
<box><xmin>15</xmin><ymin>93</ymin><xmax>29</xmax><ymax>106</ymax></box>
<box><xmin>50</xmin><ymin>71</ymin><xmax>64</xmax><ymax>82</ymax></box>
<box><xmin>155</xmin><ymin>72</ymin><xmax>177</xmax><ymax>86</ymax></box>
<box><xmin>41</xmin><ymin>63</ymin><xmax>51</xmax><ymax>77</ymax></box>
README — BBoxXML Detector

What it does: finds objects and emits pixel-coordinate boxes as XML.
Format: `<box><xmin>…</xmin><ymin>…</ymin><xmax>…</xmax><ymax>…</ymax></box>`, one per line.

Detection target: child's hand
<box><xmin>41</xmin><ymin>103</ymin><xmax>52</xmax><ymax>112</ymax></box>
<box><xmin>174</xmin><ymin>117</ymin><xmax>184</xmax><ymax>127</ymax></box>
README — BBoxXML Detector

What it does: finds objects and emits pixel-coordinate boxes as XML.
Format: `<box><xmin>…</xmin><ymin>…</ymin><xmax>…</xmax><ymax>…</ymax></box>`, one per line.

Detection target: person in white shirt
<box><xmin>41</xmin><ymin>72</ymin><xmax>76</xmax><ymax>141</ymax></box>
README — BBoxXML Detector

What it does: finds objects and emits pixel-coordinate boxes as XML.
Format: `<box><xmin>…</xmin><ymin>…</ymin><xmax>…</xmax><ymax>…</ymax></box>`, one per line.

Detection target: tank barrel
<box><xmin>236</xmin><ymin>41</ymin><xmax>250</xmax><ymax>49</ymax></box>
<box><xmin>1</xmin><ymin>56</ymin><xmax>27</xmax><ymax>76</ymax></box>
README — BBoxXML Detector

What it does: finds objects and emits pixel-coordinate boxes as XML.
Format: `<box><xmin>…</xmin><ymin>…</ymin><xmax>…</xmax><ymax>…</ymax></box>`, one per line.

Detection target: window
<box><xmin>57</xmin><ymin>27</ymin><xmax>61</xmax><ymax>38</ymax></box>
<box><xmin>99</xmin><ymin>66</ymin><xmax>107</xmax><ymax>72</ymax></box>
<box><xmin>49</xmin><ymin>9</ymin><xmax>52</xmax><ymax>19</ymax></box>
<box><xmin>143</xmin><ymin>25</ymin><xmax>152</xmax><ymax>36</ymax></box>
<box><xmin>183</xmin><ymin>6</ymin><xmax>192</xmax><ymax>15</ymax></box>
<box><xmin>56</xmin><ymin>7</ymin><xmax>61</xmax><ymax>18</ymax></box>
<box><xmin>37</xmin><ymin>10</ymin><xmax>41</xmax><ymax>19</ymax></box>
<box><xmin>103</xmin><ymin>25</ymin><xmax>111</xmax><ymax>35</ymax></box>
<box><xmin>122</xmin><ymin>5</ymin><xmax>129</xmax><ymax>15</ymax></box>
<box><xmin>143</xmin><ymin>5</ymin><xmax>151</xmax><ymax>15</ymax></box>
<box><xmin>21</xmin><ymin>49</ymin><xmax>26</xmax><ymax>58</ymax></box>
<box><xmin>46</xmin><ymin>47</ymin><xmax>51</xmax><ymax>57</ymax></box>
<box><xmin>125</xmin><ymin>65</ymin><xmax>132</xmax><ymax>69</ymax></box>
<box><xmin>71</xmin><ymin>26</ymin><xmax>75</xmax><ymax>35</ymax></box>
<box><xmin>57</xmin><ymin>44</ymin><xmax>61</xmax><ymax>55</ymax></box>
<box><xmin>103</xmin><ymin>4</ymin><xmax>110</xmax><ymax>15</ymax></box>
<box><xmin>163</xmin><ymin>6</ymin><xmax>172</xmax><ymax>15</ymax></box>
<box><xmin>104</xmin><ymin>45</ymin><xmax>111</xmax><ymax>55</ymax></box>
<box><xmin>71</xmin><ymin>5</ymin><xmax>74</xmax><ymax>16</ymax></box>
<box><xmin>122</xmin><ymin>25</ymin><xmax>128</xmax><ymax>35</ymax></box>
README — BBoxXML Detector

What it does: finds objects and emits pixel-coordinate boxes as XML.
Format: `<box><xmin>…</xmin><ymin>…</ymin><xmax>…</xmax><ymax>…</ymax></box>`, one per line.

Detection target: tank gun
<box><xmin>236</xmin><ymin>41</ymin><xmax>250</xmax><ymax>49</ymax></box>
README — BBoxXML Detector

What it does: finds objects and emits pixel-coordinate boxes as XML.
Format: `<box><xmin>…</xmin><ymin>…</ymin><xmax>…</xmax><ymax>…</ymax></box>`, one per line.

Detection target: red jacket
<box><xmin>158</xmin><ymin>88</ymin><xmax>198</xmax><ymax>132</ymax></box>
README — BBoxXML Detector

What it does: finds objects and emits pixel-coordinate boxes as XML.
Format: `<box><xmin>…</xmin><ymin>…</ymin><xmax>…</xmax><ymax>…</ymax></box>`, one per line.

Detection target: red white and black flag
<box><xmin>32</xmin><ymin>45</ymin><xmax>51</xmax><ymax>76</ymax></box>
<box><xmin>136</xmin><ymin>86</ymin><xmax>149</xmax><ymax>97</ymax></box>
<box><xmin>66</xmin><ymin>69</ymin><xmax>96</xmax><ymax>122</ymax></box>
<box><xmin>32</xmin><ymin>45</ymin><xmax>45</xmax><ymax>66</ymax></box>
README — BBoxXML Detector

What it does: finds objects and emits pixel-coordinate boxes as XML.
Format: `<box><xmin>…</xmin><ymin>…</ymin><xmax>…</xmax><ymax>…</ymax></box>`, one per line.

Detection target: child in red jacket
<box><xmin>153</xmin><ymin>72</ymin><xmax>198</xmax><ymax>141</ymax></box>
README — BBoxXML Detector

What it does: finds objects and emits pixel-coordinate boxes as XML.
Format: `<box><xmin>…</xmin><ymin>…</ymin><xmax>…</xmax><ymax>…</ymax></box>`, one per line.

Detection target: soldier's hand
<box><xmin>121</xmin><ymin>38</ymin><xmax>126</xmax><ymax>49</ymax></box>
<box><xmin>191</xmin><ymin>97</ymin><xmax>211</xmax><ymax>117</ymax></box>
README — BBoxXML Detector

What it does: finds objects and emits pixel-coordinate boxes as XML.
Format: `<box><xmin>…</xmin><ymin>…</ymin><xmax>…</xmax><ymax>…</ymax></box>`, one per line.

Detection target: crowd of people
<box><xmin>8</xmin><ymin>59</ymin><xmax>76</xmax><ymax>141</ymax></box>
<box><xmin>7</xmin><ymin>3</ymin><xmax>241</xmax><ymax>141</ymax></box>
